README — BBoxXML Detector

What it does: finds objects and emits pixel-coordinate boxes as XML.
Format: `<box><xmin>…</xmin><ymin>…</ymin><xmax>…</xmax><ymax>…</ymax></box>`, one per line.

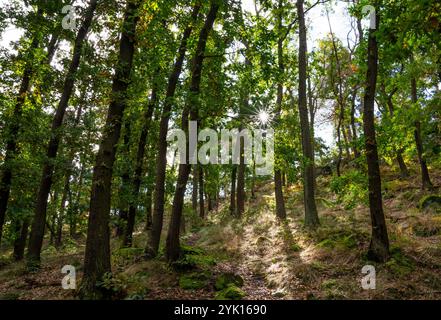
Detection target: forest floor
<box><xmin>0</xmin><ymin>166</ymin><xmax>440</xmax><ymax>300</ymax></box>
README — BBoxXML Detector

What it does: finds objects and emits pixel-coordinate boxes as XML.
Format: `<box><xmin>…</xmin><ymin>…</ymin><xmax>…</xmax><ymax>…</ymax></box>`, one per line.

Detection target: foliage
<box><xmin>330</xmin><ymin>170</ymin><xmax>368</xmax><ymax>209</ymax></box>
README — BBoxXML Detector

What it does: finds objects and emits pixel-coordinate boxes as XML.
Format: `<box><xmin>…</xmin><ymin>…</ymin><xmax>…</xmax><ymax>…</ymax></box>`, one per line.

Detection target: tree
<box><xmin>79</xmin><ymin>0</ymin><xmax>141</xmax><ymax>299</ymax></box>
<box><xmin>146</xmin><ymin>1</ymin><xmax>202</xmax><ymax>258</ymax></box>
<box><xmin>0</xmin><ymin>6</ymin><xmax>43</xmax><ymax>245</ymax></box>
<box><xmin>27</xmin><ymin>0</ymin><xmax>99</xmax><ymax>267</ymax></box>
<box><xmin>165</xmin><ymin>0</ymin><xmax>220</xmax><ymax>262</ymax></box>
<box><xmin>296</xmin><ymin>0</ymin><xmax>319</xmax><ymax>227</ymax></box>
<box><xmin>362</xmin><ymin>5</ymin><xmax>389</xmax><ymax>262</ymax></box>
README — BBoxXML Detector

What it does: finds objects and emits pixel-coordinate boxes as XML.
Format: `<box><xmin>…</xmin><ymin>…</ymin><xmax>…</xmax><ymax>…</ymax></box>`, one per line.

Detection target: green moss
<box><xmin>172</xmin><ymin>245</ymin><xmax>216</xmax><ymax>271</ymax></box>
<box><xmin>215</xmin><ymin>284</ymin><xmax>246</xmax><ymax>300</ymax></box>
<box><xmin>179</xmin><ymin>272</ymin><xmax>211</xmax><ymax>290</ymax></box>
<box><xmin>0</xmin><ymin>292</ymin><xmax>21</xmax><ymax>300</ymax></box>
<box><xmin>214</xmin><ymin>273</ymin><xmax>244</xmax><ymax>291</ymax></box>
<box><xmin>317</xmin><ymin>233</ymin><xmax>357</xmax><ymax>250</ymax></box>
<box><xmin>385</xmin><ymin>247</ymin><xmax>414</xmax><ymax>276</ymax></box>
<box><xmin>418</xmin><ymin>195</ymin><xmax>441</xmax><ymax>210</ymax></box>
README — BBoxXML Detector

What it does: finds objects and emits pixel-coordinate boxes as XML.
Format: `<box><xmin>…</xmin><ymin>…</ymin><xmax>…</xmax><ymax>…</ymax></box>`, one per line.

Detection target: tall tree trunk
<box><xmin>115</xmin><ymin>122</ymin><xmax>132</xmax><ymax>237</ymax></box>
<box><xmin>144</xmin><ymin>188</ymin><xmax>153</xmax><ymax>231</ymax></box>
<box><xmin>69</xmin><ymin>161</ymin><xmax>84</xmax><ymax>238</ymax></box>
<box><xmin>123</xmin><ymin>87</ymin><xmax>157</xmax><ymax>247</ymax></box>
<box><xmin>327</xmin><ymin>10</ymin><xmax>345</xmax><ymax>176</ymax></box>
<box><xmin>198</xmin><ymin>165</ymin><xmax>205</xmax><ymax>219</ymax></box>
<box><xmin>79</xmin><ymin>0</ymin><xmax>140</xmax><ymax>300</ymax></box>
<box><xmin>0</xmin><ymin>27</ymin><xmax>41</xmax><ymax>245</ymax></box>
<box><xmin>27</xmin><ymin>0</ymin><xmax>98</xmax><ymax>267</ymax></box>
<box><xmin>13</xmin><ymin>219</ymin><xmax>30</xmax><ymax>261</ymax></box>
<box><xmin>230</xmin><ymin>166</ymin><xmax>237</xmax><ymax>215</ymax></box>
<box><xmin>350</xmin><ymin>90</ymin><xmax>361</xmax><ymax>159</ymax></box>
<box><xmin>297</xmin><ymin>0</ymin><xmax>319</xmax><ymax>228</ymax></box>
<box><xmin>236</xmin><ymin>128</ymin><xmax>246</xmax><ymax>217</ymax></box>
<box><xmin>274</xmin><ymin>3</ymin><xmax>287</xmax><ymax>220</ymax></box>
<box><xmin>55</xmin><ymin>178</ymin><xmax>69</xmax><ymax>249</ymax></box>
<box><xmin>192</xmin><ymin>165</ymin><xmax>198</xmax><ymax>212</ymax></box>
<box><xmin>146</xmin><ymin>2</ymin><xmax>202</xmax><ymax>257</ymax></box>
<box><xmin>363</xmin><ymin>10</ymin><xmax>389</xmax><ymax>262</ymax></box>
<box><xmin>251</xmin><ymin>161</ymin><xmax>256</xmax><ymax>199</ymax></box>
<box><xmin>411</xmin><ymin>78</ymin><xmax>433</xmax><ymax>190</ymax></box>
<box><xmin>56</xmin><ymin>98</ymin><xmax>84</xmax><ymax>249</ymax></box>
<box><xmin>165</xmin><ymin>2</ymin><xmax>220</xmax><ymax>262</ymax></box>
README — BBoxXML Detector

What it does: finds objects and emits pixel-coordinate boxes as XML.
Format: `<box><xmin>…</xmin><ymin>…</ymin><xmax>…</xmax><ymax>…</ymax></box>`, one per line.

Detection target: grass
<box><xmin>0</xmin><ymin>166</ymin><xmax>440</xmax><ymax>300</ymax></box>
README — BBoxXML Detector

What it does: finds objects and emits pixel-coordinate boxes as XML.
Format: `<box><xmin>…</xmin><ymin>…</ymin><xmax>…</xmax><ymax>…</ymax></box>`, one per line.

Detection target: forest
<box><xmin>0</xmin><ymin>0</ymin><xmax>440</xmax><ymax>301</ymax></box>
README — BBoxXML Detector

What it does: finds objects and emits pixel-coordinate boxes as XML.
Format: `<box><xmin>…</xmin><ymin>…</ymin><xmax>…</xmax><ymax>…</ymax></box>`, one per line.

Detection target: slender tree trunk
<box><xmin>79</xmin><ymin>0</ymin><xmax>140</xmax><ymax>299</ymax></box>
<box><xmin>251</xmin><ymin>161</ymin><xmax>256</xmax><ymax>199</ymax></box>
<box><xmin>70</xmin><ymin>162</ymin><xmax>84</xmax><ymax>238</ymax></box>
<box><xmin>13</xmin><ymin>219</ymin><xmax>30</xmax><ymax>261</ymax></box>
<box><xmin>122</xmin><ymin>90</ymin><xmax>157</xmax><ymax>247</ymax></box>
<box><xmin>198</xmin><ymin>165</ymin><xmax>205</xmax><ymax>219</ymax></box>
<box><xmin>165</xmin><ymin>2</ymin><xmax>219</xmax><ymax>262</ymax></box>
<box><xmin>27</xmin><ymin>0</ymin><xmax>98</xmax><ymax>267</ymax></box>
<box><xmin>363</xmin><ymin>10</ymin><xmax>389</xmax><ymax>262</ymax></box>
<box><xmin>144</xmin><ymin>188</ymin><xmax>153</xmax><ymax>231</ymax></box>
<box><xmin>297</xmin><ymin>0</ymin><xmax>319</xmax><ymax>227</ymax></box>
<box><xmin>3</xmin><ymin>28</ymin><xmax>61</xmax><ymax>247</ymax></box>
<box><xmin>274</xmin><ymin>5</ymin><xmax>287</xmax><ymax>220</ymax></box>
<box><xmin>230</xmin><ymin>166</ymin><xmax>237</xmax><ymax>215</ymax></box>
<box><xmin>192</xmin><ymin>165</ymin><xmax>198</xmax><ymax>212</ymax></box>
<box><xmin>350</xmin><ymin>90</ymin><xmax>360</xmax><ymax>159</ymax></box>
<box><xmin>55</xmin><ymin>179</ymin><xmax>69</xmax><ymax>249</ymax></box>
<box><xmin>146</xmin><ymin>2</ymin><xmax>201</xmax><ymax>257</ymax></box>
<box><xmin>236</xmin><ymin>129</ymin><xmax>246</xmax><ymax>218</ymax></box>
<box><xmin>116</xmin><ymin>122</ymin><xmax>132</xmax><ymax>237</ymax></box>
<box><xmin>0</xmin><ymin>31</ymin><xmax>40</xmax><ymax>245</ymax></box>
<box><xmin>411</xmin><ymin>78</ymin><xmax>433</xmax><ymax>190</ymax></box>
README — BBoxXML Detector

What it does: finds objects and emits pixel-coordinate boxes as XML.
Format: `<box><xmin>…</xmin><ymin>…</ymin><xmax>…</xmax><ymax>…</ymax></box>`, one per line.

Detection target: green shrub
<box><xmin>330</xmin><ymin>170</ymin><xmax>368</xmax><ymax>209</ymax></box>
<box><xmin>179</xmin><ymin>272</ymin><xmax>211</xmax><ymax>290</ymax></box>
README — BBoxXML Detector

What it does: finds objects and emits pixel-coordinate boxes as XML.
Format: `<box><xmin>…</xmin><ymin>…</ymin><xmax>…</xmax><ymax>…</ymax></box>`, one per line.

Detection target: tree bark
<box><xmin>115</xmin><ymin>122</ymin><xmax>132</xmax><ymax>238</ymax></box>
<box><xmin>192</xmin><ymin>165</ymin><xmax>198</xmax><ymax>212</ymax></box>
<box><xmin>236</xmin><ymin>128</ymin><xmax>246</xmax><ymax>217</ymax></box>
<box><xmin>0</xmin><ymin>26</ymin><xmax>41</xmax><ymax>244</ymax></box>
<box><xmin>146</xmin><ymin>2</ymin><xmax>202</xmax><ymax>258</ymax></box>
<box><xmin>144</xmin><ymin>188</ymin><xmax>153</xmax><ymax>231</ymax></box>
<box><xmin>123</xmin><ymin>87</ymin><xmax>158</xmax><ymax>247</ymax></box>
<box><xmin>165</xmin><ymin>2</ymin><xmax>219</xmax><ymax>262</ymax></box>
<box><xmin>79</xmin><ymin>0</ymin><xmax>140</xmax><ymax>299</ymax></box>
<box><xmin>363</xmin><ymin>10</ymin><xmax>390</xmax><ymax>262</ymax></box>
<box><xmin>411</xmin><ymin>77</ymin><xmax>433</xmax><ymax>190</ymax></box>
<box><xmin>297</xmin><ymin>0</ymin><xmax>319</xmax><ymax>227</ymax></box>
<box><xmin>27</xmin><ymin>0</ymin><xmax>98</xmax><ymax>267</ymax></box>
<box><xmin>198</xmin><ymin>165</ymin><xmax>205</xmax><ymax>219</ymax></box>
<box><xmin>274</xmin><ymin>2</ymin><xmax>287</xmax><ymax>220</ymax></box>
<box><xmin>350</xmin><ymin>90</ymin><xmax>360</xmax><ymax>159</ymax></box>
<box><xmin>230</xmin><ymin>166</ymin><xmax>237</xmax><ymax>215</ymax></box>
